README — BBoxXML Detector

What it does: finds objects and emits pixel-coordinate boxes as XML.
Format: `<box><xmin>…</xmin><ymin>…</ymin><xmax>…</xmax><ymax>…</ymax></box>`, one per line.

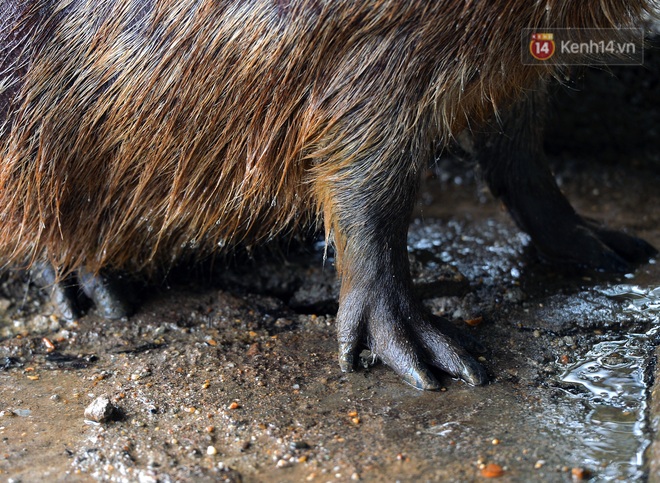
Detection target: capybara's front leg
<box><xmin>313</xmin><ymin>133</ymin><xmax>487</xmax><ymax>390</ymax></box>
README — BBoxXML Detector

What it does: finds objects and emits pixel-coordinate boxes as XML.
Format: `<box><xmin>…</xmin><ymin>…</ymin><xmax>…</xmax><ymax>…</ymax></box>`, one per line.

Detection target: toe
<box><xmin>338</xmin><ymin>341</ymin><xmax>357</xmax><ymax>373</ymax></box>
<box><xmin>400</xmin><ymin>363</ymin><xmax>441</xmax><ymax>390</ymax></box>
<box><xmin>593</xmin><ymin>227</ymin><xmax>658</xmax><ymax>264</ymax></box>
<box><xmin>50</xmin><ymin>282</ymin><xmax>81</xmax><ymax>321</ymax></box>
<box><xmin>418</xmin><ymin>324</ymin><xmax>488</xmax><ymax>386</ymax></box>
<box><xmin>336</xmin><ymin>296</ymin><xmax>367</xmax><ymax>373</ymax></box>
<box><xmin>368</xmin><ymin>323</ymin><xmax>441</xmax><ymax>390</ymax></box>
<box><xmin>378</xmin><ymin>343</ymin><xmax>441</xmax><ymax>390</ymax></box>
<box><xmin>79</xmin><ymin>269</ymin><xmax>132</xmax><ymax>319</ymax></box>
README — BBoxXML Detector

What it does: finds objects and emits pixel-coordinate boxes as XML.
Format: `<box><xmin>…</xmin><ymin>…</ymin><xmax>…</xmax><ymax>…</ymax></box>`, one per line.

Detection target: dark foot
<box><xmin>337</xmin><ymin>288</ymin><xmax>487</xmax><ymax>390</ymax></box>
<box><xmin>31</xmin><ymin>262</ymin><xmax>81</xmax><ymax>321</ymax></box>
<box><xmin>32</xmin><ymin>263</ymin><xmax>133</xmax><ymax>320</ymax></box>
<box><xmin>78</xmin><ymin>268</ymin><xmax>133</xmax><ymax>319</ymax></box>
<box><xmin>585</xmin><ymin>220</ymin><xmax>657</xmax><ymax>268</ymax></box>
<box><xmin>535</xmin><ymin>220</ymin><xmax>657</xmax><ymax>273</ymax></box>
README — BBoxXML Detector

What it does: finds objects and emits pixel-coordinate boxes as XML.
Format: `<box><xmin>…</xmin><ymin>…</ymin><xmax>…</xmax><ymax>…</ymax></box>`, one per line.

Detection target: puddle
<box><xmin>555</xmin><ymin>285</ymin><xmax>660</xmax><ymax>481</ymax></box>
<box><xmin>408</xmin><ymin>218</ymin><xmax>660</xmax><ymax>480</ymax></box>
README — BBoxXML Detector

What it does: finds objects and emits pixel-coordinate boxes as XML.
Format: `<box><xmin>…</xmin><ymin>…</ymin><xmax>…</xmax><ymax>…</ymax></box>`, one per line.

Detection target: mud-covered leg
<box><xmin>315</xmin><ymin>138</ymin><xmax>486</xmax><ymax>390</ymax></box>
<box><xmin>32</xmin><ymin>262</ymin><xmax>132</xmax><ymax>320</ymax></box>
<box><xmin>31</xmin><ymin>262</ymin><xmax>81</xmax><ymax>321</ymax></box>
<box><xmin>475</xmin><ymin>83</ymin><xmax>657</xmax><ymax>272</ymax></box>
<box><xmin>78</xmin><ymin>267</ymin><xmax>133</xmax><ymax>319</ymax></box>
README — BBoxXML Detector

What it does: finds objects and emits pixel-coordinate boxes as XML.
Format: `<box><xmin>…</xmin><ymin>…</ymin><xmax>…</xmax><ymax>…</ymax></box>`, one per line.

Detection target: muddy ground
<box><xmin>1</xmin><ymin>44</ymin><xmax>660</xmax><ymax>483</ymax></box>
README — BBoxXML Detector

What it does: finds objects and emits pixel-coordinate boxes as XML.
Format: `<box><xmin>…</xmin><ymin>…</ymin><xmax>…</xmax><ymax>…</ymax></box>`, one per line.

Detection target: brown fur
<box><xmin>0</xmin><ymin>0</ymin><xmax>651</xmax><ymax>279</ymax></box>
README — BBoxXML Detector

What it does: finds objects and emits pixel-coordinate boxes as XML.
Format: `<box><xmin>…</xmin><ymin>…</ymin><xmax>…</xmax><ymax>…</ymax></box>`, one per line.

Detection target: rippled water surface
<box><xmin>557</xmin><ymin>286</ymin><xmax>660</xmax><ymax>481</ymax></box>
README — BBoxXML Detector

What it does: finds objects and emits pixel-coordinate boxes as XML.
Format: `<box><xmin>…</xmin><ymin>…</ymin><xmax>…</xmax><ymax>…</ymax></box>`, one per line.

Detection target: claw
<box><xmin>587</xmin><ymin>224</ymin><xmax>658</xmax><ymax>266</ymax></box>
<box><xmin>338</xmin><ymin>342</ymin><xmax>356</xmax><ymax>373</ymax></box>
<box><xmin>401</xmin><ymin>364</ymin><xmax>441</xmax><ymax>390</ymax></box>
<box><xmin>457</xmin><ymin>358</ymin><xmax>488</xmax><ymax>386</ymax></box>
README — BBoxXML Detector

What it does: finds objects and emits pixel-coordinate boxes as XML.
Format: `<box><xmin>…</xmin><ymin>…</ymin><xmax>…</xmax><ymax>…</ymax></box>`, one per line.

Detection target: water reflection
<box><xmin>556</xmin><ymin>286</ymin><xmax>659</xmax><ymax>481</ymax></box>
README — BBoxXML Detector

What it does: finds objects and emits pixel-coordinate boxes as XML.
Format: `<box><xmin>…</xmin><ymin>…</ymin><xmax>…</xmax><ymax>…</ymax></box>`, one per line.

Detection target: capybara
<box><xmin>0</xmin><ymin>0</ymin><xmax>656</xmax><ymax>389</ymax></box>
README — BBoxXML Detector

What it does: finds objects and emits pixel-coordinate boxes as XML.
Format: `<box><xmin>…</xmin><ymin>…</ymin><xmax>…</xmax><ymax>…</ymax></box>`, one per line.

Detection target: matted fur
<box><xmin>0</xmin><ymin>0</ymin><xmax>651</xmax><ymax>277</ymax></box>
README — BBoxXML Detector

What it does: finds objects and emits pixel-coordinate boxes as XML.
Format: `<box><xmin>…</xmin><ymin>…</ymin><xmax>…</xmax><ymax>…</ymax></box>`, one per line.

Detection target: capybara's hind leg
<box><xmin>78</xmin><ymin>267</ymin><xmax>133</xmax><ymax>320</ymax></box>
<box><xmin>32</xmin><ymin>262</ymin><xmax>81</xmax><ymax>321</ymax></box>
<box><xmin>32</xmin><ymin>262</ymin><xmax>132</xmax><ymax>320</ymax></box>
<box><xmin>314</xmin><ymin>131</ymin><xmax>487</xmax><ymax>390</ymax></box>
<box><xmin>475</xmin><ymin>84</ymin><xmax>657</xmax><ymax>272</ymax></box>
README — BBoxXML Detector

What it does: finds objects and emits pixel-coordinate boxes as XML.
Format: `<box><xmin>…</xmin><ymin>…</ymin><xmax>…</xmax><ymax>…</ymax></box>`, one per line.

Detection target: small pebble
<box><xmin>206</xmin><ymin>445</ymin><xmax>218</xmax><ymax>456</ymax></box>
<box><xmin>481</xmin><ymin>463</ymin><xmax>504</xmax><ymax>478</ymax></box>
<box><xmin>290</xmin><ymin>440</ymin><xmax>310</xmax><ymax>450</ymax></box>
<box><xmin>465</xmin><ymin>316</ymin><xmax>483</xmax><ymax>327</ymax></box>
<box><xmin>534</xmin><ymin>460</ymin><xmax>545</xmax><ymax>469</ymax></box>
<box><xmin>42</xmin><ymin>337</ymin><xmax>56</xmax><ymax>352</ymax></box>
<box><xmin>571</xmin><ymin>467</ymin><xmax>590</xmax><ymax>481</ymax></box>
<box><xmin>84</xmin><ymin>396</ymin><xmax>116</xmax><ymax>423</ymax></box>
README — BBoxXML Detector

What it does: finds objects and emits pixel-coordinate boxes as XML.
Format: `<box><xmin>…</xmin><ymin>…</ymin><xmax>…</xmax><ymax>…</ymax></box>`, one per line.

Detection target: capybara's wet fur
<box><xmin>1</xmin><ymin>1</ymin><xmax>657</xmax><ymax>389</ymax></box>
